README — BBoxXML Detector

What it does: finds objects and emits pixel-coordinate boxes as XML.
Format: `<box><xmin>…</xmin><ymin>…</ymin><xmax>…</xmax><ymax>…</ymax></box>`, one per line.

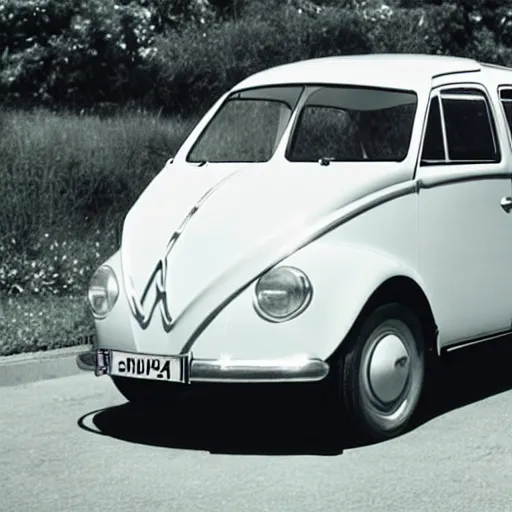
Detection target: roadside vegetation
<box><xmin>1</xmin><ymin>0</ymin><xmax>511</xmax><ymax>355</ymax></box>
<box><xmin>0</xmin><ymin>110</ymin><xmax>193</xmax><ymax>355</ymax></box>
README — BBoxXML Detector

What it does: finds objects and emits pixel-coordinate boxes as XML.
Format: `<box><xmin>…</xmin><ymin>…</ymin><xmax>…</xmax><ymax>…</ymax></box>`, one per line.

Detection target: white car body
<box><xmin>78</xmin><ymin>53</ymin><xmax>512</xmax><ymax>393</ymax></box>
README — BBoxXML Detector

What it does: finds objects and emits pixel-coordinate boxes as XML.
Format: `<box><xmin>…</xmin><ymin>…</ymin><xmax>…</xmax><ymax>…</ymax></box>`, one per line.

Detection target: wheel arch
<box><xmin>328</xmin><ymin>275</ymin><xmax>439</xmax><ymax>364</ymax></box>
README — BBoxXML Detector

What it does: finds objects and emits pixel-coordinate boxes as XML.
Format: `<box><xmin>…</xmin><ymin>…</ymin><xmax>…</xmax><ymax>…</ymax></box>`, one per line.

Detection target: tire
<box><xmin>338</xmin><ymin>302</ymin><xmax>426</xmax><ymax>442</ymax></box>
<box><xmin>111</xmin><ymin>376</ymin><xmax>186</xmax><ymax>408</ymax></box>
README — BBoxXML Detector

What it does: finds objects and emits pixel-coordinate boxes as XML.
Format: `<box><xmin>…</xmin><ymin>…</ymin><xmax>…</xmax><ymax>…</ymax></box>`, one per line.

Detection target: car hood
<box><xmin>120</xmin><ymin>160</ymin><xmax>406</xmax><ymax>333</ymax></box>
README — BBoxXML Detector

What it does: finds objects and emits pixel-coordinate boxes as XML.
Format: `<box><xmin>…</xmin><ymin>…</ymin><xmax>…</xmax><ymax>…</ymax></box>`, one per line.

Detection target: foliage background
<box><xmin>2</xmin><ymin>0</ymin><xmax>512</xmax><ymax>115</ymax></box>
<box><xmin>2</xmin><ymin>0</ymin><xmax>512</xmax><ymax>354</ymax></box>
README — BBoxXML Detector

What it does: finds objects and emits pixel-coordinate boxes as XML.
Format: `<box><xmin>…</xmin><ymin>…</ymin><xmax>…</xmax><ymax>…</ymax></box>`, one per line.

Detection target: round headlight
<box><xmin>88</xmin><ymin>265</ymin><xmax>119</xmax><ymax>319</ymax></box>
<box><xmin>254</xmin><ymin>266</ymin><xmax>312</xmax><ymax>322</ymax></box>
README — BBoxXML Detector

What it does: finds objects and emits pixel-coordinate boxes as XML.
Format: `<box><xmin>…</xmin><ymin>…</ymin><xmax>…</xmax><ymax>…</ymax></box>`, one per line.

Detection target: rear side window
<box><xmin>420</xmin><ymin>87</ymin><xmax>499</xmax><ymax>165</ymax></box>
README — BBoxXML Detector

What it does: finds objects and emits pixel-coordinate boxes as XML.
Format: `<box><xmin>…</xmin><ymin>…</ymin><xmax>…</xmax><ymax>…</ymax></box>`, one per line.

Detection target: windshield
<box><xmin>187</xmin><ymin>86</ymin><xmax>304</xmax><ymax>163</ymax></box>
<box><xmin>287</xmin><ymin>86</ymin><xmax>418</xmax><ymax>162</ymax></box>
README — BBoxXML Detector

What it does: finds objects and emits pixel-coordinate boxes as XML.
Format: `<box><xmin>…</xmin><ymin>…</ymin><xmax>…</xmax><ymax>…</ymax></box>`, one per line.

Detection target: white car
<box><xmin>77</xmin><ymin>53</ymin><xmax>512</xmax><ymax>441</ymax></box>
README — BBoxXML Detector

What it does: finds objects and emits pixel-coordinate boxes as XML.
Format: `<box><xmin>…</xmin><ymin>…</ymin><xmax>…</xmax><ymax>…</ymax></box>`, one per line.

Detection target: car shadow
<box><xmin>415</xmin><ymin>335</ymin><xmax>512</xmax><ymax>427</ymax></box>
<box><xmin>77</xmin><ymin>336</ymin><xmax>512</xmax><ymax>456</ymax></box>
<box><xmin>78</xmin><ymin>381</ymin><xmax>354</xmax><ymax>456</ymax></box>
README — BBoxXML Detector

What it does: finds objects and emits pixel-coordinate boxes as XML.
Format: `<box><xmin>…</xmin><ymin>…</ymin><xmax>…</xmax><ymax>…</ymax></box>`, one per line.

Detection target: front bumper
<box><xmin>76</xmin><ymin>349</ymin><xmax>329</xmax><ymax>384</ymax></box>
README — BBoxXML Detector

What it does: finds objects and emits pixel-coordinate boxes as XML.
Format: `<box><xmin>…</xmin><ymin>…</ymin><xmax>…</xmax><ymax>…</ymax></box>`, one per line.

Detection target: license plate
<box><xmin>108</xmin><ymin>350</ymin><xmax>189</xmax><ymax>384</ymax></box>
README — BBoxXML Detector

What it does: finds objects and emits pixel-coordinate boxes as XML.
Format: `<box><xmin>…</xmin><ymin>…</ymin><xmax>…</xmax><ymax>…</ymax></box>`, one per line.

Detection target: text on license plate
<box><xmin>109</xmin><ymin>351</ymin><xmax>187</xmax><ymax>383</ymax></box>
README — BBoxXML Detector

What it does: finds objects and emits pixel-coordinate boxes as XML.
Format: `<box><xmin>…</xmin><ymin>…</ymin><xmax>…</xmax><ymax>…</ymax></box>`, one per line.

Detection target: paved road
<box><xmin>2</xmin><ymin>339</ymin><xmax>512</xmax><ymax>512</ymax></box>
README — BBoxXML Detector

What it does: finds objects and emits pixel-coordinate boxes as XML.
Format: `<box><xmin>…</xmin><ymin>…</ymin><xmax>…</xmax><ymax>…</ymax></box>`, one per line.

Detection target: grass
<box><xmin>0</xmin><ymin>294</ymin><xmax>93</xmax><ymax>356</ymax></box>
<box><xmin>0</xmin><ymin>107</ymin><xmax>195</xmax><ymax>356</ymax></box>
<box><xmin>0</xmin><ymin>107</ymin><xmax>196</xmax><ymax>241</ymax></box>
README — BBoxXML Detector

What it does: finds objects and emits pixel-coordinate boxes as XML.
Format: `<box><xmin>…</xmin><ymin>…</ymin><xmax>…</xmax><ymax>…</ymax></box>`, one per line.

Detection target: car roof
<box><xmin>232</xmin><ymin>53</ymin><xmax>489</xmax><ymax>92</ymax></box>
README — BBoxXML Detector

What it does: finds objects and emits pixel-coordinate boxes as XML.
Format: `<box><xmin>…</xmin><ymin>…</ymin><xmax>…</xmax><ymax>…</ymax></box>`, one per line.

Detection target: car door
<box><xmin>416</xmin><ymin>83</ymin><xmax>512</xmax><ymax>350</ymax></box>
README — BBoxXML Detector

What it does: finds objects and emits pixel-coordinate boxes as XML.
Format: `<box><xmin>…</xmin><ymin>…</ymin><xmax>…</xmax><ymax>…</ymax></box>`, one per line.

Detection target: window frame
<box><xmin>186</xmin><ymin>85</ymin><xmax>305</xmax><ymax>164</ymax></box>
<box><xmin>419</xmin><ymin>84</ymin><xmax>501</xmax><ymax>167</ymax></box>
<box><xmin>286</xmin><ymin>104</ymin><xmax>368</xmax><ymax>163</ymax></box>
<box><xmin>419</xmin><ymin>94</ymin><xmax>447</xmax><ymax>165</ymax></box>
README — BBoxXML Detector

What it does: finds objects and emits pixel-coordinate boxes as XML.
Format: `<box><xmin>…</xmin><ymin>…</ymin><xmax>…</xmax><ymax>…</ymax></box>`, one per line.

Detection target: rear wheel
<box><xmin>338</xmin><ymin>302</ymin><xmax>426</xmax><ymax>442</ymax></box>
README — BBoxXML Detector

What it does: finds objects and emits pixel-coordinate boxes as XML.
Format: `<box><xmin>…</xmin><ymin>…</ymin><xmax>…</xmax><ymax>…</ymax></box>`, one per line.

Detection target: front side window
<box><xmin>421</xmin><ymin>96</ymin><xmax>445</xmax><ymax>162</ymax></box>
<box><xmin>442</xmin><ymin>89</ymin><xmax>498</xmax><ymax>162</ymax></box>
<box><xmin>287</xmin><ymin>86</ymin><xmax>418</xmax><ymax>162</ymax></box>
<box><xmin>420</xmin><ymin>87</ymin><xmax>499</xmax><ymax>165</ymax></box>
<box><xmin>187</xmin><ymin>86</ymin><xmax>303</xmax><ymax>163</ymax></box>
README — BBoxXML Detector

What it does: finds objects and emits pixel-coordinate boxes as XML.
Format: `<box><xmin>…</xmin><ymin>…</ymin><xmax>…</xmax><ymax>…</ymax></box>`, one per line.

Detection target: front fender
<box><xmin>189</xmin><ymin>239</ymin><xmax>429</xmax><ymax>361</ymax></box>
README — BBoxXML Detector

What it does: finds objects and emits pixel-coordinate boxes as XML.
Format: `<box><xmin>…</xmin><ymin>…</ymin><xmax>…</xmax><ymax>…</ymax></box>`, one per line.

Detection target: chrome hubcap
<box><xmin>358</xmin><ymin>318</ymin><xmax>423</xmax><ymax>430</ymax></box>
<box><xmin>367</xmin><ymin>334</ymin><xmax>410</xmax><ymax>404</ymax></box>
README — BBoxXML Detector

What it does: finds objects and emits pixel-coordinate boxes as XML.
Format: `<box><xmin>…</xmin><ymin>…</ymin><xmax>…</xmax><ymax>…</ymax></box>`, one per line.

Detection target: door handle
<box><xmin>501</xmin><ymin>196</ymin><xmax>512</xmax><ymax>213</ymax></box>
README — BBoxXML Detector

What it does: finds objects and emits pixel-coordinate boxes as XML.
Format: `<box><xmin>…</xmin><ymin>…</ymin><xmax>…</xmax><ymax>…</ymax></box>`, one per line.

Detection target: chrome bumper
<box><xmin>76</xmin><ymin>350</ymin><xmax>329</xmax><ymax>383</ymax></box>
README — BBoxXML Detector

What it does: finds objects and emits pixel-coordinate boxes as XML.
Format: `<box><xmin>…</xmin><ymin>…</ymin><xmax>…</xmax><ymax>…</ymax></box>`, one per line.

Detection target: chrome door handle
<box><xmin>501</xmin><ymin>196</ymin><xmax>512</xmax><ymax>213</ymax></box>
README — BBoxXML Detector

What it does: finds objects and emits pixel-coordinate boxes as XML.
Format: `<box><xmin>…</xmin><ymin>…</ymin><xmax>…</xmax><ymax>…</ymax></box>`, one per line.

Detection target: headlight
<box><xmin>253</xmin><ymin>266</ymin><xmax>312</xmax><ymax>322</ymax></box>
<box><xmin>88</xmin><ymin>265</ymin><xmax>119</xmax><ymax>319</ymax></box>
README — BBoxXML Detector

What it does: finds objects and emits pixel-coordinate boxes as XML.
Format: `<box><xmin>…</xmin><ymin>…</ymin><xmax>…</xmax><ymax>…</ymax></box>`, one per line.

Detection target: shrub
<box><xmin>417</xmin><ymin>0</ymin><xmax>512</xmax><ymax>66</ymax></box>
<box><xmin>151</xmin><ymin>2</ymin><xmax>372</xmax><ymax>116</ymax></box>
<box><xmin>0</xmin><ymin>293</ymin><xmax>94</xmax><ymax>355</ymax></box>
<box><xmin>0</xmin><ymin>0</ymin><xmax>160</xmax><ymax>108</ymax></box>
<box><xmin>0</xmin><ymin>228</ymin><xmax>114</xmax><ymax>296</ymax></box>
<box><xmin>0</xmin><ymin>108</ymin><xmax>194</xmax><ymax>243</ymax></box>
<box><xmin>4</xmin><ymin>0</ymin><xmax>512</xmax><ymax>115</ymax></box>
<box><xmin>363</xmin><ymin>6</ymin><xmax>436</xmax><ymax>54</ymax></box>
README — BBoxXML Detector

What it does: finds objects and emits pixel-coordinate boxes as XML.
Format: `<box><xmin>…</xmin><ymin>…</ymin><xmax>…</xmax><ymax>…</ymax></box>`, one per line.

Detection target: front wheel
<box><xmin>338</xmin><ymin>303</ymin><xmax>426</xmax><ymax>442</ymax></box>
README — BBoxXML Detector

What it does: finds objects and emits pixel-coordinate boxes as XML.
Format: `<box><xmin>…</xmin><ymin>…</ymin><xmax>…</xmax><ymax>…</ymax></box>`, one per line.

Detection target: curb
<box><xmin>0</xmin><ymin>344</ymin><xmax>92</xmax><ymax>387</ymax></box>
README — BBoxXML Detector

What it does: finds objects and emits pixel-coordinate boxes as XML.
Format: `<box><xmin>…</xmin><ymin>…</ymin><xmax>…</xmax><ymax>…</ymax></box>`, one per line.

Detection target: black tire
<box><xmin>338</xmin><ymin>302</ymin><xmax>426</xmax><ymax>442</ymax></box>
<box><xmin>111</xmin><ymin>376</ymin><xmax>186</xmax><ymax>407</ymax></box>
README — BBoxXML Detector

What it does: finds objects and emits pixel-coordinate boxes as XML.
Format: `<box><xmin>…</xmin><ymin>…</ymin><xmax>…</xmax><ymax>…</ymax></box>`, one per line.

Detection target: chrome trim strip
<box><xmin>126</xmin><ymin>167</ymin><xmax>244</xmax><ymax>332</ymax></box>
<box><xmin>437</xmin><ymin>92</ymin><xmax>449</xmax><ymax>160</ymax></box>
<box><xmin>443</xmin><ymin>329</ymin><xmax>512</xmax><ymax>353</ymax></box>
<box><xmin>432</xmin><ymin>68</ymin><xmax>481</xmax><ymax>80</ymax></box>
<box><xmin>189</xmin><ymin>357</ymin><xmax>329</xmax><ymax>383</ymax></box>
<box><xmin>441</xmin><ymin>93</ymin><xmax>486</xmax><ymax>101</ymax></box>
<box><xmin>180</xmin><ymin>180</ymin><xmax>418</xmax><ymax>354</ymax></box>
<box><xmin>76</xmin><ymin>350</ymin><xmax>329</xmax><ymax>383</ymax></box>
<box><xmin>417</xmin><ymin>172</ymin><xmax>512</xmax><ymax>189</ymax></box>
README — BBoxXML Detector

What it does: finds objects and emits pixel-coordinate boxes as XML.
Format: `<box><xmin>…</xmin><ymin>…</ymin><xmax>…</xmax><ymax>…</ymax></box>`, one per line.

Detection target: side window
<box><xmin>441</xmin><ymin>89</ymin><xmax>498</xmax><ymax>162</ymax></box>
<box><xmin>499</xmin><ymin>87</ymin><xmax>512</xmax><ymax>135</ymax></box>
<box><xmin>421</xmin><ymin>95</ymin><xmax>445</xmax><ymax>162</ymax></box>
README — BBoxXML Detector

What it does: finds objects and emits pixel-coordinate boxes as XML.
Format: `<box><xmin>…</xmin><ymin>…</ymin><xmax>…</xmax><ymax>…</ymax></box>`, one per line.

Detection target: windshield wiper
<box><xmin>318</xmin><ymin>156</ymin><xmax>335</xmax><ymax>166</ymax></box>
<box><xmin>191</xmin><ymin>160</ymin><xmax>208</xmax><ymax>167</ymax></box>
